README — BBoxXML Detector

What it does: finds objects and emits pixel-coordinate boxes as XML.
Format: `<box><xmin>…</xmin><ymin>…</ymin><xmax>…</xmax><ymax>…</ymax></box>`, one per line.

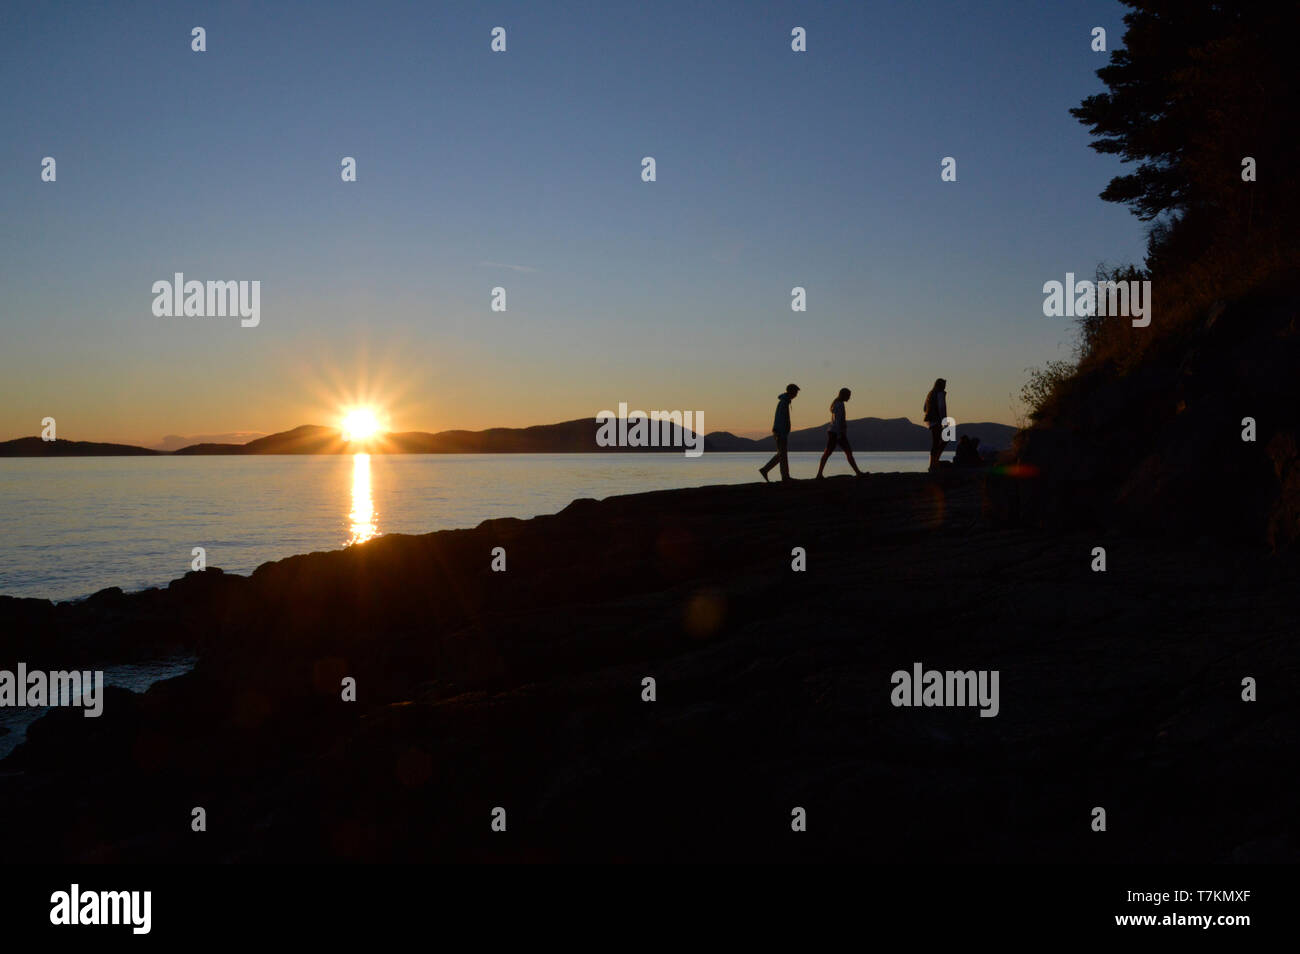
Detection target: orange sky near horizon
<box><xmin>1</xmin><ymin>362</ymin><xmax>1027</xmax><ymax>449</ymax></box>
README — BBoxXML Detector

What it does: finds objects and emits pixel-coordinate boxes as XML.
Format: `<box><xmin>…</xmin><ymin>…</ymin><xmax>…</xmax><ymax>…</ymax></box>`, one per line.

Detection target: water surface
<box><xmin>0</xmin><ymin>452</ymin><xmax>930</xmax><ymax>601</ymax></box>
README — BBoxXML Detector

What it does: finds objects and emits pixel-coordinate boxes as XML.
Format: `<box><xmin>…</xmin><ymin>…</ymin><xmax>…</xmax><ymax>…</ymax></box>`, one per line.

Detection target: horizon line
<box><xmin>1</xmin><ymin>413</ymin><xmax>1020</xmax><ymax>450</ymax></box>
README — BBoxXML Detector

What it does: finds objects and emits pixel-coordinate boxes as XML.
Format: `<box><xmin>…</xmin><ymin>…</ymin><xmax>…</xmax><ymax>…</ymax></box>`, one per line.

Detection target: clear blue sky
<box><xmin>0</xmin><ymin>0</ymin><xmax>1144</xmax><ymax>445</ymax></box>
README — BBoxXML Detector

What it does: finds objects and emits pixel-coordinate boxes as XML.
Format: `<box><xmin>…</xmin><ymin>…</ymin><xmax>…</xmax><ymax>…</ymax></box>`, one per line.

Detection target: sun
<box><xmin>340</xmin><ymin>407</ymin><xmax>384</xmax><ymax>442</ymax></box>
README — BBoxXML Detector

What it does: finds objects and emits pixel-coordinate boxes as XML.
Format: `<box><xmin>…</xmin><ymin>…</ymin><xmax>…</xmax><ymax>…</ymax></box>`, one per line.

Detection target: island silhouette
<box><xmin>0</xmin><ymin>417</ymin><xmax>1017</xmax><ymax>456</ymax></box>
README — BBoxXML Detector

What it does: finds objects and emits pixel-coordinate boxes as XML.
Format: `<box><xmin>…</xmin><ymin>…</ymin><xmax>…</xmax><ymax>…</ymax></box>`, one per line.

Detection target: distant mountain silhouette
<box><xmin>386</xmin><ymin>419</ymin><xmax>639</xmax><ymax>453</ymax></box>
<box><xmin>0</xmin><ymin>437</ymin><xmax>162</xmax><ymax>457</ymax></box>
<box><xmin>0</xmin><ymin>416</ymin><xmax>1017</xmax><ymax>456</ymax></box>
<box><xmin>172</xmin><ymin>425</ymin><xmax>347</xmax><ymax>455</ymax></box>
<box><xmin>153</xmin><ymin>431</ymin><xmax>266</xmax><ymax>451</ymax></box>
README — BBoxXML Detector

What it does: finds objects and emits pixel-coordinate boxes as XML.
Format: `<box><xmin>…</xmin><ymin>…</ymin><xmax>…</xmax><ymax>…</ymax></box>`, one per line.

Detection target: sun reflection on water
<box><xmin>348</xmin><ymin>453</ymin><xmax>378</xmax><ymax>545</ymax></box>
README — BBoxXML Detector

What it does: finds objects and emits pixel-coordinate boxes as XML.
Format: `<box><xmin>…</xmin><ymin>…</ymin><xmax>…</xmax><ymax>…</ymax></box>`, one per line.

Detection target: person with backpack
<box><xmin>923</xmin><ymin>377</ymin><xmax>948</xmax><ymax>470</ymax></box>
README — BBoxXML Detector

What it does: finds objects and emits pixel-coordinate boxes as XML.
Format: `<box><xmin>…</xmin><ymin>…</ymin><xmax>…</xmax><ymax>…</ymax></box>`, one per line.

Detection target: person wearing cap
<box><xmin>759</xmin><ymin>383</ymin><xmax>800</xmax><ymax>482</ymax></box>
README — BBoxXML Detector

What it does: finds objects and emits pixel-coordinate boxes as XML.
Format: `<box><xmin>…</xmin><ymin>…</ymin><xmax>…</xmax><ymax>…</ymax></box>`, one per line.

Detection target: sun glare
<box><xmin>341</xmin><ymin>407</ymin><xmax>383</xmax><ymax>443</ymax></box>
<box><xmin>348</xmin><ymin>453</ymin><xmax>378</xmax><ymax>545</ymax></box>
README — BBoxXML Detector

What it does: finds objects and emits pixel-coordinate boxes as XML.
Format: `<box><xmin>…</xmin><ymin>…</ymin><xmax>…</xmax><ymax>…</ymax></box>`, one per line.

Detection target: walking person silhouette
<box><xmin>759</xmin><ymin>383</ymin><xmax>800</xmax><ymax>481</ymax></box>
<box><xmin>816</xmin><ymin>387</ymin><xmax>866</xmax><ymax>478</ymax></box>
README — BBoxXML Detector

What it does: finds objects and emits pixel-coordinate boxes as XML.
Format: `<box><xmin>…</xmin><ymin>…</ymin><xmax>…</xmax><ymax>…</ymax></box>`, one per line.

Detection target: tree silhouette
<box><xmin>1071</xmin><ymin>1</ymin><xmax>1300</xmax><ymax>269</ymax></box>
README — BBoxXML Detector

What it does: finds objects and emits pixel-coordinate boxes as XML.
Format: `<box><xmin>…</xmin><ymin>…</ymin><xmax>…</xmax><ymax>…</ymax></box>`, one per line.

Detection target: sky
<box><xmin>0</xmin><ymin>0</ymin><xmax>1146</xmax><ymax>446</ymax></box>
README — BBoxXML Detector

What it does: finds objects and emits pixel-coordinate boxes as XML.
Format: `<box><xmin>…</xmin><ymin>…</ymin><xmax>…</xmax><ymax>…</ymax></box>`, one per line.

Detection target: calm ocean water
<box><xmin>0</xmin><ymin>452</ymin><xmax>930</xmax><ymax>602</ymax></box>
<box><xmin>0</xmin><ymin>656</ymin><xmax>196</xmax><ymax>759</ymax></box>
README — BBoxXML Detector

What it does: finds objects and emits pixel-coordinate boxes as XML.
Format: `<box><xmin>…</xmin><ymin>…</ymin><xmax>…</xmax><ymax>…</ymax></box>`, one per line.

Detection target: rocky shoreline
<box><xmin>1</xmin><ymin>471</ymin><xmax>1295</xmax><ymax>862</ymax></box>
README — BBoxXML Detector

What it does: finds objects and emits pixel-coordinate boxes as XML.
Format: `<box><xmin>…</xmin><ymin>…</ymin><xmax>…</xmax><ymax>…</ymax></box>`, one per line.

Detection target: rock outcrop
<box><xmin>989</xmin><ymin>288</ymin><xmax>1300</xmax><ymax>548</ymax></box>
<box><xmin>2</xmin><ymin>473</ymin><xmax>1295</xmax><ymax>862</ymax></box>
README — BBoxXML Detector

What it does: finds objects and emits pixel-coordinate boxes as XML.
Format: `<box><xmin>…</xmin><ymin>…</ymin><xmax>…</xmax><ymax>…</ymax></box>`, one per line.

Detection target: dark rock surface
<box><xmin>1</xmin><ymin>473</ymin><xmax>1295</xmax><ymax>861</ymax></box>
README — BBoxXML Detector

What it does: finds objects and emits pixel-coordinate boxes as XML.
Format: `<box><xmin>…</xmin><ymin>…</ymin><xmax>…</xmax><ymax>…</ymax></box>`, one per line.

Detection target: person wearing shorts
<box><xmin>816</xmin><ymin>387</ymin><xmax>866</xmax><ymax>478</ymax></box>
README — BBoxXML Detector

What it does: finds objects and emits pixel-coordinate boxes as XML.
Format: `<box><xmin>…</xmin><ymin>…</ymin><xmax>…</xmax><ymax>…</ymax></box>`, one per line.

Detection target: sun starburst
<box><xmin>340</xmin><ymin>407</ymin><xmax>383</xmax><ymax>442</ymax></box>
